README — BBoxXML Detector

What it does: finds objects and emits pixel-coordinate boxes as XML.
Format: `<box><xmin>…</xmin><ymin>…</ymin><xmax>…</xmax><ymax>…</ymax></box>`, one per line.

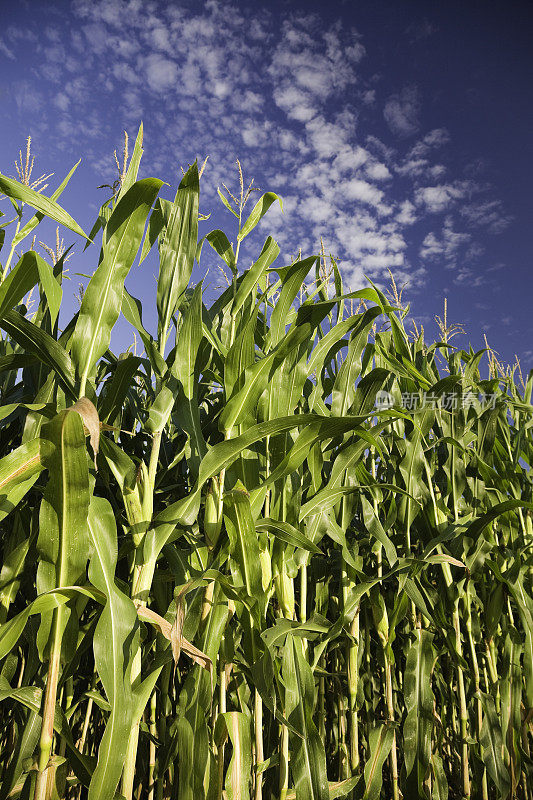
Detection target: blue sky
<box><xmin>1</xmin><ymin>0</ymin><xmax>532</xmax><ymax>370</ymax></box>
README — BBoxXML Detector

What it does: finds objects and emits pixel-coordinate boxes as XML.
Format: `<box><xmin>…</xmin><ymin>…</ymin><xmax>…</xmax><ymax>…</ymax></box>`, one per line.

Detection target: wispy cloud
<box><xmin>416</xmin><ymin>183</ymin><xmax>471</xmax><ymax>214</ymax></box>
<box><xmin>406</xmin><ymin>18</ymin><xmax>438</xmax><ymax>43</ymax></box>
<box><xmin>460</xmin><ymin>199</ymin><xmax>513</xmax><ymax>233</ymax></box>
<box><xmin>383</xmin><ymin>86</ymin><xmax>420</xmax><ymax>138</ymax></box>
<box><xmin>0</xmin><ymin>0</ymin><xmax>510</xmax><ymax>293</ymax></box>
<box><xmin>0</xmin><ymin>38</ymin><xmax>15</xmax><ymax>60</ymax></box>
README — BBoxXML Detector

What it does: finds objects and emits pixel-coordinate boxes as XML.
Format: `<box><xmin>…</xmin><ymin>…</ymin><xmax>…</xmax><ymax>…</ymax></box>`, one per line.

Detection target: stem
<box><xmin>384</xmin><ymin>652</ymin><xmax>399</xmax><ymax>800</ymax></box>
<box><xmin>122</xmin><ymin>670</ymin><xmax>140</xmax><ymax>800</ymax></box>
<box><xmin>466</xmin><ymin>589</ymin><xmax>487</xmax><ymax>800</ymax></box>
<box><xmin>148</xmin><ymin>690</ymin><xmax>157</xmax><ymax>800</ymax></box>
<box><xmin>122</xmin><ymin>558</ymin><xmax>157</xmax><ymax>799</ymax></box>
<box><xmin>318</xmin><ymin>655</ymin><xmax>326</xmax><ymax>743</ymax></box>
<box><xmin>279</xmin><ymin>725</ymin><xmax>289</xmax><ymax>800</ymax></box>
<box><xmin>337</xmin><ymin>667</ymin><xmax>349</xmax><ymax>781</ymax></box>
<box><xmin>279</xmin><ymin>571</ymin><xmax>294</xmax><ymax>800</ymax></box>
<box><xmin>453</xmin><ymin>604</ymin><xmax>470</xmax><ymax>800</ymax></box>
<box><xmin>1</xmin><ymin>216</ymin><xmax>21</xmax><ymax>282</ymax></box>
<box><xmin>125</xmin><ymin>419</ymin><xmax>162</xmax><ymax>749</ymax></box>
<box><xmin>299</xmin><ymin>564</ymin><xmax>307</xmax><ymax>623</ymax></box>
<box><xmin>217</xmin><ymin>656</ymin><xmax>227</xmax><ymax>800</ymax></box>
<box><xmin>254</xmin><ymin>689</ymin><xmax>264</xmax><ymax>800</ymax></box>
<box><xmin>78</xmin><ymin>695</ymin><xmax>93</xmax><ymax>752</ymax></box>
<box><xmin>148</xmin><ymin>430</ymin><xmax>162</xmax><ymax>497</ymax></box>
<box><xmin>155</xmin><ymin>664</ymin><xmax>171</xmax><ymax>800</ymax></box>
<box><xmin>299</xmin><ymin>563</ymin><xmax>308</xmax><ymax>659</ymax></box>
<box><xmin>34</xmin><ymin>610</ymin><xmax>63</xmax><ymax>800</ymax></box>
<box><xmin>347</xmin><ymin>606</ymin><xmax>360</xmax><ymax>773</ymax></box>
<box><xmin>342</xmin><ymin>546</ymin><xmax>360</xmax><ymax>776</ymax></box>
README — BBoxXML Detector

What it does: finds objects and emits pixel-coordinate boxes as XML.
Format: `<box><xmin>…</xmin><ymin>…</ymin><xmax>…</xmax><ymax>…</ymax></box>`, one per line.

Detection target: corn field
<box><xmin>0</xmin><ymin>127</ymin><xmax>532</xmax><ymax>800</ymax></box>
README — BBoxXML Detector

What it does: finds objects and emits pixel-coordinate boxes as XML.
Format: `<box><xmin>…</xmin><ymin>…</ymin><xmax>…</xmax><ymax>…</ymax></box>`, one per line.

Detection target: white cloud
<box><xmin>420</xmin><ymin>218</ymin><xmax>472</xmax><ymax>268</ymax></box>
<box><xmin>1</xmin><ymin>0</ymin><xmax>509</xmax><ymax>297</ymax></box>
<box><xmin>305</xmin><ymin>116</ymin><xmax>351</xmax><ymax>159</ymax></box>
<box><xmin>13</xmin><ymin>81</ymin><xmax>43</xmax><ymax>113</ymax></box>
<box><xmin>240</xmin><ymin>91</ymin><xmax>263</xmax><ymax>113</ymax></box>
<box><xmin>461</xmin><ymin>199</ymin><xmax>513</xmax><ymax>233</ymax></box>
<box><xmin>0</xmin><ymin>38</ymin><xmax>15</xmax><ymax>59</ymax></box>
<box><xmin>383</xmin><ymin>86</ymin><xmax>420</xmax><ymax>137</ymax></box>
<box><xmin>150</xmin><ymin>25</ymin><xmax>172</xmax><ymax>53</ymax></box>
<box><xmin>305</xmin><ymin>197</ymin><xmax>335</xmax><ymax>223</ymax></box>
<box><xmin>365</xmin><ymin>135</ymin><xmax>395</xmax><ymax>162</ymax></box>
<box><xmin>54</xmin><ymin>92</ymin><xmax>70</xmax><ymax>111</ymax></box>
<box><xmin>273</xmin><ymin>86</ymin><xmax>317</xmax><ymax>122</ymax></box>
<box><xmin>396</xmin><ymin>200</ymin><xmax>417</xmax><ymax>225</ymax></box>
<box><xmin>82</xmin><ymin>23</ymin><xmax>108</xmax><ymax>54</ymax></box>
<box><xmin>145</xmin><ymin>54</ymin><xmax>178</xmax><ymax>92</ymax></box>
<box><xmin>45</xmin><ymin>27</ymin><xmax>61</xmax><ymax>43</ymax></box>
<box><xmin>341</xmin><ymin>178</ymin><xmax>384</xmax><ymax>207</ymax></box>
<box><xmin>241</xmin><ymin>121</ymin><xmax>271</xmax><ymax>148</ymax></box>
<box><xmin>422</xmin><ymin>128</ymin><xmax>450</xmax><ymax>147</ymax></box>
<box><xmin>407</xmin><ymin>18</ymin><xmax>438</xmax><ymax>43</ymax></box>
<box><xmin>333</xmin><ymin>146</ymin><xmax>368</xmax><ymax>173</ymax></box>
<box><xmin>416</xmin><ymin>183</ymin><xmax>469</xmax><ymax>213</ymax></box>
<box><xmin>365</xmin><ymin>161</ymin><xmax>391</xmax><ymax>181</ymax></box>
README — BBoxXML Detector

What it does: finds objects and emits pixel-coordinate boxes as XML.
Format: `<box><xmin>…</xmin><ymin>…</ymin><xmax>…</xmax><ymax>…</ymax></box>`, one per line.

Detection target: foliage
<box><xmin>0</xmin><ymin>128</ymin><xmax>532</xmax><ymax>800</ymax></box>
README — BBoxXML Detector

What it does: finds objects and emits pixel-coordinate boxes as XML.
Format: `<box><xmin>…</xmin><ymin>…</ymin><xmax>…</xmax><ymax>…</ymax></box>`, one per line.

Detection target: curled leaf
<box><xmin>70</xmin><ymin>397</ymin><xmax>100</xmax><ymax>466</ymax></box>
<box><xmin>134</xmin><ymin>603</ymin><xmax>212</xmax><ymax>674</ymax></box>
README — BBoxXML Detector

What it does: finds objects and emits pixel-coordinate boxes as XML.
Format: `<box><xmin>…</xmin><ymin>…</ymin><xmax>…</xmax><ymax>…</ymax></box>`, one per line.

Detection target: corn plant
<box><xmin>0</xmin><ymin>127</ymin><xmax>532</xmax><ymax>800</ymax></box>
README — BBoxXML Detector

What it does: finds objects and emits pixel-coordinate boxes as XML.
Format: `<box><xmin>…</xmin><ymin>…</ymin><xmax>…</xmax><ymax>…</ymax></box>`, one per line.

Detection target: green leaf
<box><xmin>465</xmin><ymin>499</ymin><xmax>533</xmax><ymax>542</ymax></box>
<box><xmin>0</xmin><ymin>172</ymin><xmax>90</xmax><ymax>240</ymax></box>
<box><xmin>145</xmin><ymin>414</ymin><xmax>324</xmax><ymax>559</ymax></box>
<box><xmin>217</xmin><ymin>186</ymin><xmax>239</xmax><ymax>217</ymax></box>
<box><xmin>0</xmin><ymin>520</ymin><xmax>32</xmax><ymax>621</ymax></box>
<box><xmin>259</xmin><ymin>419</ymin><xmax>381</xmax><ymax>498</ymax></box>
<box><xmin>306</xmin><ymin>308</ymin><xmax>381</xmax><ymax>378</ymax></box>
<box><xmin>430</xmin><ymin>752</ymin><xmax>449</xmax><ymax>800</ymax></box>
<box><xmin>238</xmin><ymin>192</ymin><xmax>282</xmax><ymax>241</ymax></box>
<box><xmin>223</xmin><ymin>487</ymin><xmax>264</xmax><ymax>605</ymax></box>
<box><xmin>214</xmin><ymin>712</ymin><xmax>252</xmax><ymax>800</ymax></box>
<box><xmin>219</xmin><ymin>308</ymin><xmax>329</xmax><ymax>433</ymax></box>
<box><xmin>269</xmin><ymin>256</ymin><xmax>317</xmax><ymax>346</ymax></box>
<box><xmin>118</xmin><ymin>122</ymin><xmax>144</xmax><ymax>200</ymax></box>
<box><xmin>87</xmin><ymin>496</ymin><xmax>139</xmax><ymax>800</ymax></box>
<box><xmin>139</xmin><ymin>197</ymin><xmax>164</xmax><ymax>264</ymax></box>
<box><xmin>0</xmin><ymin>309</ymin><xmax>76</xmax><ymax>399</ymax></box>
<box><xmin>0</xmin><ymin>251</ymin><xmax>61</xmax><ymax>325</ymax></box>
<box><xmin>361</xmin><ymin>497</ymin><xmax>397</xmax><ymax>567</ymax></box>
<box><xmin>71</xmin><ymin>177</ymin><xmax>163</xmax><ymax>390</ymax></box>
<box><xmin>231</xmin><ymin>236</ymin><xmax>279</xmax><ymax>316</ymax></box>
<box><xmin>363</xmin><ymin>724</ymin><xmax>395</xmax><ymax>800</ymax></box>
<box><xmin>283</xmin><ymin>635</ymin><xmax>329</xmax><ymax>800</ymax></box>
<box><xmin>299</xmin><ymin>482</ymin><xmax>415</xmax><ymax>521</ymax></box>
<box><xmin>204</xmin><ymin>229</ymin><xmax>235</xmax><ymax>269</ymax></box>
<box><xmin>0</xmin><ymin>586</ymin><xmax>103</xmax><ymax>661</ymax></box>
<box><xmin>11</xmin><ymin>160</ymin><xmax>82</xmax><ymax>248</ymax></box>
<box><xmin>156</xmin><ymin>163</ymin><xmax>199</xmax><ymax>348</ymax></box>
<box><xmin>0</xmin><ymin>437</ymin><xmax>47</xmax><ymax>523</ymax></box>
<box><xmin>121</xmin><ymin>288</ymin><xmax>166</xmax><ymax>376</ymax></box>
<box><xmin>147</xmin><ymin>282</ymin><xmax>206</xmax><ymax>477</ymax></box>
<box><xmin>403</xmin><ymin>630</ymin><xmax>435</xmax><ymax>798</ymax></box>
<box><xmin>255</xmin><ymin>519</ymin><xmax>322</xmax><ymax>555</ymax></box>
<box><xmin>0</xmin><ymin>710</ymin><xmax>41</xmax><ymax>800</ymax></box>
<box><xmin>98</xmin><ymin>355</ymin><xmax>142</xmax><ymax>424</ymax></box>
<box><xmin>479</xmin><ymin>692</ymin><xmax>511</xmax><ymax>797</ymax></box>
<box><xmin>36</xmin><ymin>407</ymin><xmax>91</xmax><ymax>647</ymax></box>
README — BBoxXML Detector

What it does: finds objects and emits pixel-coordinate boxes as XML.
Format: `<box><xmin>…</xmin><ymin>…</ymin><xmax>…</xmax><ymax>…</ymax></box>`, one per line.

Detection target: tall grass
<box><xmin>0</xmin><ymin>127</ymin><xmax>531</xmax><ymax>800</ymax></box>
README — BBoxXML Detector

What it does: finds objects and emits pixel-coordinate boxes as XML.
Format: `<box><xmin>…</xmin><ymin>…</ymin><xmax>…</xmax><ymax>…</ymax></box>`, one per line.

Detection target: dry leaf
<box><xmin>71</xmin><ymin>396</ymin><xmax>100</xmax><ymax>466</ymax></box>
<box><xmin>134</xmin><ymin>603</ymin><xmax>212</xmax><ymax>675</ymax></box>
